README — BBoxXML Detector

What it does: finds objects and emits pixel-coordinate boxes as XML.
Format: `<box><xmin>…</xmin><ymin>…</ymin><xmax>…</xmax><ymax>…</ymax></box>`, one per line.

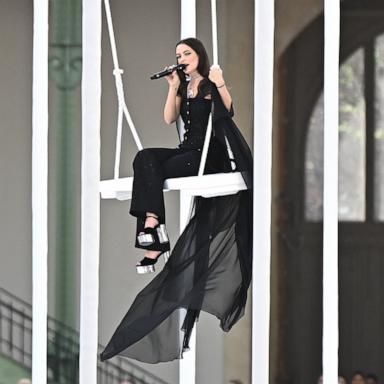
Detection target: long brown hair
<box><xmin>175</xmin><ymin>38</ymin><xmax>211</xmax><ymax>96</ymax></box>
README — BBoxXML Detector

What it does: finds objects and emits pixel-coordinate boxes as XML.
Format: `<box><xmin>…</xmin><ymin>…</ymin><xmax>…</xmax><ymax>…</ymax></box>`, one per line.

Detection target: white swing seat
<box><xmin>101</xmin><ymin>0</ymin><xmax>248</xmax><ymax>204</ymax></box>
<box><xmin>100</xmin><ymin>172</ymin><xmax>247</xmax><ymax>201</ymax></box>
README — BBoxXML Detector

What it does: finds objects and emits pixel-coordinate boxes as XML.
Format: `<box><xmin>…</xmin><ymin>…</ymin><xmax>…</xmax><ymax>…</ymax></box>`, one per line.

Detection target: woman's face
<box><xmin>351</xmin><ymin>374</ymin><xmax>365</xmax><ymax>384</ymax></box>
<box><xmin>176</xmin><ymin>44</ymin><xmax>199</xmax><ymax>75</ymax></box>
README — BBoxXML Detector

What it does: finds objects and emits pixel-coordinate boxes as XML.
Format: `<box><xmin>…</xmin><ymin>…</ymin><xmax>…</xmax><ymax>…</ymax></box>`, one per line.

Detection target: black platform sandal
<box><xmin>135</xmin><ymin>216</ymin><xmax>170</xmax><ymax>274</ymax></box>
<box><xmin>137</xmin><ymin>223</ymin><xmax>169</xmax><ymax>247</ymax></box>
<box><xmin>135</xmin><ymin>250</ymin><xmax>170</xmax><ymax>274</ymax></box>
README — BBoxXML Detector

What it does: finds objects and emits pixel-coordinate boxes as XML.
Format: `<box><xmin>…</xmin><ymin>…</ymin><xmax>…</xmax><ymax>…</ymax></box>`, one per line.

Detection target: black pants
<box><xmin>130</xmin><ymin>148</ymin><xmax>202</xmax><ymax>228</ymax></box>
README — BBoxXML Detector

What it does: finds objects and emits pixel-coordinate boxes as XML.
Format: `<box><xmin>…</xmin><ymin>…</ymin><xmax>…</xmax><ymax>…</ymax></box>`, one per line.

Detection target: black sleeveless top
<box><xmin>178</xmin><ymin>79</ymin><xmax>212</xmax><ymax>150</ymax></box>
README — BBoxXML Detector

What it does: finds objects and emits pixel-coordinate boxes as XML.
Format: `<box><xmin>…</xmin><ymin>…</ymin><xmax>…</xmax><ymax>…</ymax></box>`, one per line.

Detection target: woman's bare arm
<box><xmin>163</xmin><ymin>69</ymin><xmax>181</xmax><ymax>124</ymax></box>
<box><xmin>164</xmin><ymin>85</ymin><xmax>181</xmax><ymax>124</ymax></box>
<box><xmin>208</xmin><ymin>65</ymin><xmax>233</xmax><ymax>111</ymax></box>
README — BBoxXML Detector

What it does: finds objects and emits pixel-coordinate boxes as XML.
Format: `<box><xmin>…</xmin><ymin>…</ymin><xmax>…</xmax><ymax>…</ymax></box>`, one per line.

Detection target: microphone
<box><xmin>150</xmin><ymin>64</ymin><xmax>186</xmax><ymax>80</ymax></box>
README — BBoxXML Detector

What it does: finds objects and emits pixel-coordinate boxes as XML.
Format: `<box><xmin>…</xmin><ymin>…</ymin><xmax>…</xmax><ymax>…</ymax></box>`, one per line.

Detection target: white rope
<box><xmin>79</xmin><ymin>0</ymin><xmax>102</xmax><ymax>382</ymax></box>
<box><xmin>224</xmin><ymin>136</ymin><xmax>236</xmax><ymax>171</ymax></box>
<box><xmin>114</xmin><ymin>91</ymin><xmax>124</xmax><ymax>179</ymax></box>
<box><xmin>32</xmin><ymin>0</ymin><xmax>48</xmax><ymax>383</ymax></box>
<box><xmin>103</xmin><ymin>0</ymin><xmax>143</xmax><ymax>180</ymax></box>
<box><xmin>198</xmin><ymin>114</ymin><xmax>213</xmax><ymax>176</ymax></box>
<box><xmin>211</xmin><ymin>0</ymin><xmax>218</xmax><ymax>65</ymax></box>
<box><xmin>252</xmin><ymin>0</ymin><xmax>274</xmax><ymax>382</ymax></box>
<box><xmin>323</xmin><ymin>0</ymin><xmax>340</xmax><ymax>382</ymax></box>
<box><xmin>103</xmin><ymin>0</ymin><xmax>120</xmax><ymax>69</ymax></box>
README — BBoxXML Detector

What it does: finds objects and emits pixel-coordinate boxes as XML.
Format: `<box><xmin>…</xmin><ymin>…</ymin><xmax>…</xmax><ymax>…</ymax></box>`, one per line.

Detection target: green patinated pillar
<box><xmin>49</xmin><ymin>0</ymin><xmax>82</xmax><ymax>328</ymax></box>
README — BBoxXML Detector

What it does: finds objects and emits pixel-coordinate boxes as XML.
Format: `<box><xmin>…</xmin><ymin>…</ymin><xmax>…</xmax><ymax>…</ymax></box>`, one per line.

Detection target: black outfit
<box><xmin>130</xmin><ymin>81</ymin><xmax>212</xmax><ymax>224</ymax></box>
<box><xmin>130</xmin><ymin>147</ymin><xmax>202</xmax><ymax>225</ymax></box>
<box><xmin>101</xmin><ymin>80</ymin><xmax>253</xmax><ymax>364</ymax></box>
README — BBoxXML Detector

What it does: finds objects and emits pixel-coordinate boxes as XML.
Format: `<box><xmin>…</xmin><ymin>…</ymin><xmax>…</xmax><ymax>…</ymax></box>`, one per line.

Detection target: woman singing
<box><xmin>131</xmin><ymin>37</ymin><xmax>233</xmax><ymax>274</ymax></box>
<box><xmin>101</xmin><ymin>37</ymin><xmax>253</xmax><ymax>363</ymax></box>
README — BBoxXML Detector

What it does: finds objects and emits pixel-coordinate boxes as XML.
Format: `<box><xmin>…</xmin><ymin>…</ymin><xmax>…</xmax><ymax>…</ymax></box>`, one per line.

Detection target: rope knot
<box><xmin>113</xmin><ymin>68</ymin><xmax>124</xmax><ymax>76</ymax></box>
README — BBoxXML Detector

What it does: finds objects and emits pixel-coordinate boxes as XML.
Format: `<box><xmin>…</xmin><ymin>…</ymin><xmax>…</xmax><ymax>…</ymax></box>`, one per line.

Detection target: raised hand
<box><xmin>208</xmin><ymin>64</ymin><xmax>225</xmax><ymax>86</ymax></box>
<box><xmin>164</xmin><ymin>66</ymin><xmax>181</xmax><ymax>89</ymax></box>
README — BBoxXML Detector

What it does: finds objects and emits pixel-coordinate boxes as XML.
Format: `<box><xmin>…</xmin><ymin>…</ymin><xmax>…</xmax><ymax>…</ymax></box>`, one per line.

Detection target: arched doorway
<box><xmin>276</xmin><ymin>0</ymin><xmax>384</xmax><ymax>382</ymax></box>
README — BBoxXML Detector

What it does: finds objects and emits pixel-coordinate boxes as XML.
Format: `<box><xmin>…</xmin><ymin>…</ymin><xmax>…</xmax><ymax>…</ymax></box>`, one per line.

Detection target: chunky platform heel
<box><xmin>135</xmin><ymin>217</ymin><xmax>170</xmax><ymax>274</ymax></box>
<box><xmin>137</xmin><ymin>224</ymin><xmax>169</xmax><ymax>246</ymax></box>
<box><xmin>136</xmin><ymin>251</ymin><xmax>170</xmax><ymax>274</ymax></box>
<box><xmin>136</xmin><ymin>222</ymin><xmax>170</xmax><ymax>253</ymax></box>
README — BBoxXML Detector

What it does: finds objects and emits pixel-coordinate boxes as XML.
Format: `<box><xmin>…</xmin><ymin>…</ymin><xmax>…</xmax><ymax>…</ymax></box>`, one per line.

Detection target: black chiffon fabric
<box><xmin>100</xmin><ymin>82</ymin><xmax>253</xmax><ymax>363</ymax></box>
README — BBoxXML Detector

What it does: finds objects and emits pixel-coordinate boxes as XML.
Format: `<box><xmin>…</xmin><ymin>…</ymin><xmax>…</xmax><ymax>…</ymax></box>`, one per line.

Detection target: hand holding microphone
<box><xmin>150</xmin><ymin>64</ymin><xmax>186</xmax><ymax>80</ymax></box>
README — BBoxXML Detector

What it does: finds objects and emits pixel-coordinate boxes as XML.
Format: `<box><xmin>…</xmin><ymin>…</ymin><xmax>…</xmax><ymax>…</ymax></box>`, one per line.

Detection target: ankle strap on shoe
<box><xmin>136</xmin><ymin>225</ymin><xmax>170</xmax><ymax>251</ymax></box>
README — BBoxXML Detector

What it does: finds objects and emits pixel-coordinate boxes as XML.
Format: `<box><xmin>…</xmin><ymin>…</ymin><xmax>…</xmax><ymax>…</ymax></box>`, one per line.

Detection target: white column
<box><xmin>32</xmin><ymin>0</ymin><xmax>49</xmax><ymax>383</ymax></box>
<box><xmin>198</xmin><ymin>0</ymin><xmax>217</xmax><ymax>177</ymax></box>
<box><xmin>79</xmin><ymin>0</ymin><xmax>102</xmax><ymax>383</ymax></box>
<box><xmin>210</xmin><ymin>0</ymin><xmax>218</xmax><ymax>65</ymax></box>
<box><xmin>323</xmin><ymin>0</ymin><xmax>340</xmax><ymax>382</ymax></box>
<box><xmin>179</xmin><ymin>192</ymin><xmax>196</xmax><ymax>384</ymax></box>
<box><xmin>252</xmin><ymin>0</ymin><xmax>274</xmax><ymax>383</ymax></box>
<box><xmin>180</xmin><ymin>0</ymin><xmax>196</xmax><ymax>39</ymax></box>
<box><xmin>180</xmin><ymin>2</ymin><xmax>196</xmax><ymax>383</ymax></box>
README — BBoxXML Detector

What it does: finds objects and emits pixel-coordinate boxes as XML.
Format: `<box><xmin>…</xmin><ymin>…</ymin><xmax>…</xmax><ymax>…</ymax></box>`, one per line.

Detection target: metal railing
<box><xmin>0</xmin><ymin>287</ymin><xmax>170</xmax><ymax>384</ymax></box>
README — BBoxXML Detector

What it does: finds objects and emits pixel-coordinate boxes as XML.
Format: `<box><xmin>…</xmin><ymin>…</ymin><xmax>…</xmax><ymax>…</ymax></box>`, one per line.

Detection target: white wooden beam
<box><xmin>32</xmin><ymin>0</ymin><xmax>49</xmax><ymax>382</ymax></box>
<box><xmin>252</xmin><ymin>0</ymin><xmax>274</xmax><ymax>382</ymax></box>
<box><xmin>180</xmin><ymin>1</ymin><xmax>197</xmax><ymax>382</ymax></box>
<box><xmin>323</xmin><ymin>0</ymin><xmax>340</xmax><ymax>382</ymax></box>
<box><xmin>210</xmin><ymin>0</ymin><xmax>218</xmax><ymax>65</ymax></box>
<box><xmin>99</xmin><ymin>173</ymin><xmax>247</xmax><ymax>200</ymax></box>
<box><xmin>179</xmin><ymin>192</ymin><xmax>196</xmax><ymax>384</ymax></box>
<box><xmin>79</xmin><ymin>0</ymin><xmax>102</xmax><ymax>383</ymax></box>
<box><xmin>180</xmin><ymin>0</ymin><xmax>196</xmax><ymax>39</ymax></box>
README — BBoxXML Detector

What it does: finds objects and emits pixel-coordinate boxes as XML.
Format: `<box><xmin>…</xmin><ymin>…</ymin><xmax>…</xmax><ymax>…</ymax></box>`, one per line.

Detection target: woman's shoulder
<box><xmin>188</xmin><ymin>78</ymin><xmax>213</xmax><ymax>101</ymax></box>
<box><xmin>199</xmin><ymin>78</ymin><xmax>214</xmax><ymax>96</ymax></box>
